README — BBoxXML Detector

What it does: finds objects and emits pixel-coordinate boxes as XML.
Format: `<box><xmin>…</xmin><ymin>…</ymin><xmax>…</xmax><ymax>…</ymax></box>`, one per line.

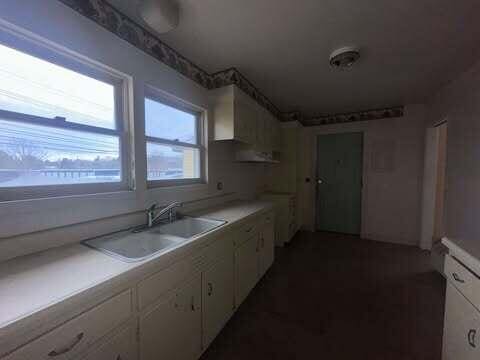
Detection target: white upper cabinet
<box><xmin>211</xmin><ymin>85</ymin><xmax>281</xmax><ymax>151</ymax></box>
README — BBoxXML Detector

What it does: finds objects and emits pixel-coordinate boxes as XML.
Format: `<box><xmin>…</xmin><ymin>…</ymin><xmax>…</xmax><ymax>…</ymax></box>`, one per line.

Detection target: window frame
<box><xmin>144</xmin><ymin>90</ymin><xmax>206</xmax><ymax>188</ymax></box>
<box><xmin>0</xmin><ymin>34</ymin><xmax>133</xmax><ymax>202</ymax></box>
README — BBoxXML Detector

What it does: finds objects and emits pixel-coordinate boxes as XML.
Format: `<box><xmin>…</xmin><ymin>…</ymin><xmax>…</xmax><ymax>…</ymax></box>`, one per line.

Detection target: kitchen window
<box><xmin>0</xmin><ymin>41</ymin><xmax>130</xmax><ymax>201</ymax></box>
<box><xmin>145</xmin><ymin>92</ymin><xmax>205</xmax><ymax>187</ymax></box>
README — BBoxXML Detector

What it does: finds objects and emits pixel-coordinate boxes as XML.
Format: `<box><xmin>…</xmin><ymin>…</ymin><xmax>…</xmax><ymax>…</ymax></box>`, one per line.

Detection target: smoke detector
<box><xmin>138</xmin><ymin>0</ymin><xmax>179</xmax><ymax>34</ymax></box>
<box><xmin>329</xmin><ymin>47</ymin><xmax>360</xmax><ymax>69</ymax></box>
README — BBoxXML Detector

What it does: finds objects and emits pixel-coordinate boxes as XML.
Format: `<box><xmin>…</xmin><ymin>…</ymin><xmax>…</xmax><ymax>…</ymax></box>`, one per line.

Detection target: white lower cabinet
<box><xmin>202</xmin><ymin>257</ymin><xmax>235</xmax><ymax>348</ymax></box>
<box><xmin>2</xmin><ymin>210</ymin><xmax>275</xmax><ymax>360</ymax></box>
<box><xmin>259</xmin><ymin>219</ymin><xmax>275</xmax><ymax>278</ymax></box>
<box><xmin>443</xmin><ymin>282</ymin><xmax>480</xmax><ymax>360</ymax></box>
<box><xmin>139</xmin><ymin>274</ymin><xmax>202</xmax><ymax>360</ymax></box>
<box><xmin>235</xmin><ymin>212</ymin><xmax>276</xmax><ymax>306</ymax></box>
<box><xmin>235</xmin><ymin>234</ymin><xmax>260</xmax><ymax>305</ymax></box>
<box><xmin>81</xmin><ymin>324</ymin><xmax>137</xmax><ymax>360</ymax></box>
<box><xmin>4</xmin><ymin>290</ymin><xmax>132</xmax><ymax>360</ymax></box>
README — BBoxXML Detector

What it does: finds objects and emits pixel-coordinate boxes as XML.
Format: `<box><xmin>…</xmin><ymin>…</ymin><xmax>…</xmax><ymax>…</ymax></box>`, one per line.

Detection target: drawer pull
<box><xmin>48</xmin><ymin>332</ymin><xmax>84</xmax><ymax>357</ymax></box>
<box><xmin>245</xmin><ymin>227</ymin><xmax>254</xmax><ymax>233</ymax></box>
<box><xmin>207</xmin><ymin>282</ymin><xmax>213</xmax><ymax>296</ymax></box>
<box><xmin>453</xmin><ymin>272</ymin><xmax>465</xmax><ymax>283</ymax></box>
<box><xmin>468</xmin><ymin>329</ymin><xmax>477</xmax><ymax>348</ymax></box>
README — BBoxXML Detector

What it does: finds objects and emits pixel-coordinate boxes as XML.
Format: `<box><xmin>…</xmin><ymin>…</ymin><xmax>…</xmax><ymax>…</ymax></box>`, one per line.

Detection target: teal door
<box><xmin>316</xmin><ymin>132</ymin><xmax>363</xmax><ymax>234</ymax></box>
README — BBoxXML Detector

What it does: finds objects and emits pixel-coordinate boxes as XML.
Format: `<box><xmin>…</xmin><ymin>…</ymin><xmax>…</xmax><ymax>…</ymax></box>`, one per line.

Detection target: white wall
<box><xmin>300</xmin><ymin>105</ymin><xmax>427</xmax><ymax>246</ymax></box>
<box><xmin>426</xmin><ymin>57</ymin><xmax>480</xmax><ymax>244</ymax></box>
<box><xmin>0</xmin><ymin>0</ymin><xmax>267</xmax><ymax>262</ymax></box>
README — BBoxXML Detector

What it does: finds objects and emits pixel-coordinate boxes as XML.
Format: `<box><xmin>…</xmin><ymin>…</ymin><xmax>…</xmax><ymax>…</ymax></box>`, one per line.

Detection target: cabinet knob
<box><xmin>207</xmin><ymin>283</ymin><xmax>213</xmax><ymax>296</ymax></box>
<box><xmin>468</xmin><ymin>329</ymin><xmax>477</xmax><ymax>348</ymax></box>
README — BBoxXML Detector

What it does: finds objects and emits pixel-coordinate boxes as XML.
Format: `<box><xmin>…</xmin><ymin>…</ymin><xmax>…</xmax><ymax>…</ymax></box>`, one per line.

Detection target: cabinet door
<box><xmin>140</xmin><ymin>274</ymin><xmax>202</xmax><ymax>360</ymax></box>
<box><xmin>256</xmin><ymin>112</ymin><xmax>266</xmax><ymax>149</ymax></box>
<box><xmin>259</xmin><ymin>221</ymin><xmax>275</xmax><ymax>278</ymax></box>
<box><xmin>244</xmin><ymin>104</ymin><xmax>257</xmax><ymax>145</ymax></box>
<box><xmin>272</xmin><ymin>120</ymin><xmax>281</xmax><ymax>152</ymax></box>
<box><xmin>264</xmin><ymin>115</ymin><xmax>274</xmax><ymax>151</ymax></box>
<box><xmin>235</xmin><ymin>235</ymin><xmax>260</xmax><ymax>305</ymax></box>
<box><xmin>234</xmin><ymin>103</ymin><xmax>249</xmax><ymax>143</ymax></box>
<box><xmin>443</xmin><ymin>283</ymin><xmax>480</xmax><ymax>360</ymax></box>
<box><xmin>83</xmin><ymin>325</ymin><xmax>136</xmax><ymax>360</ymax></box>
<box><xmin>202</xmin><ymin>257</ymin><xmax>235</xmax><ymax>347</ymax></box>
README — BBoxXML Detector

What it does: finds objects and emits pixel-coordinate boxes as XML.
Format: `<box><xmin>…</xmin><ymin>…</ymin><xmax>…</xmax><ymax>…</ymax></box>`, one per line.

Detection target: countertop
<box><xmin>442</xmin><ymin>237</ymin><xmax>480</xmax><ymax>276</ymax></box>
<box><xmin>0</xmin><ymin>200</ymin><xmax>272</xmax><ymax>343</ymax></box>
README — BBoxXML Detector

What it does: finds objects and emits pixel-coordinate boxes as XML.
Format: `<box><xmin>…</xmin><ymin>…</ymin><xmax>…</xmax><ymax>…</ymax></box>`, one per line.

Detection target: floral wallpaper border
<box><xmin>301</xmin><ymin>106</ymin><xmax>405</xmax><ymax>126</ymax></box>
<box><xmin>210</xmin><ymin>68</ymin><xmax>282</xmax><ymax>118</ymax></box>
<box><xmin>58</xmin><ymin>0</ymin><xmax>213</xmax><ymax>87</ymax></box>
<box><xmin>57</xmin><ymin>0</ymin><xmax>404</xmax><ymax>126</ymax></box>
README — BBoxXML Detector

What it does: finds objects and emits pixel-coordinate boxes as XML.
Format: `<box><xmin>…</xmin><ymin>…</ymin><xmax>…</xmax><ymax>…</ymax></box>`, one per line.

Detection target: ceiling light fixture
<box><xmin>138</xmin><ymin>0</ymin><xmax>179</xmax><ymax>34</ymax></box>
<box><xmin>329</xmin><ymin>47</ymin><xmax>361</xmax><ymax>69</ymax></box>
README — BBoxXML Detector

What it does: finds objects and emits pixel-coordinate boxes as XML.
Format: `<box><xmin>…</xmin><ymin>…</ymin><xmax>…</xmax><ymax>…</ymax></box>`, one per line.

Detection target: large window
<box><xmin>0</xmin><ymin>41</ymin><xmax>128</xmax><ymax>200</ymax></box>
<box><xmin>145</xmin><ymin>94</ymin><xmax>204</xmax><ymax>186</ymax></box>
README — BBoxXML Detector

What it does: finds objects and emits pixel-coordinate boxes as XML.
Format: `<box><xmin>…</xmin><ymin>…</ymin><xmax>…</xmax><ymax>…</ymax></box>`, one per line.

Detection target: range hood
<box><xmin>235</xmin><ymin>149</ymin><xmax>279</xmax><ymax>163</ymax></box>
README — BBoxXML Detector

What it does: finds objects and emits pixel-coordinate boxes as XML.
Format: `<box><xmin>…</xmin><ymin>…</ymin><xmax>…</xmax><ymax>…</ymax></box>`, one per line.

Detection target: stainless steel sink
<box><xmin>83</xmin><ymin>216</ymin><xmax>226</xmax><ymax>262</ymax></box>
<box><xmin>151</xmin><ymin>216</ymin><xmax>226</xmax><ymax>239</ymax></box>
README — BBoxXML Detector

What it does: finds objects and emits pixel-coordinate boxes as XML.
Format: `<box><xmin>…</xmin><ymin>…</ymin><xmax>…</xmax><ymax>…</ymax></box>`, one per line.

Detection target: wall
<box><xmin>426</xmin><ymin>57</ymin><xmax>480</xmax><ymax>244</ymax></box>
<box><xmin>300</xmin><ymin>104</ymin><xmax>426</xmax><ymax>246</ymax></box>
<box><xmin>0</xmin><ymin>0</ymin><xmax>267</xmax><ymax>262</ymax></box>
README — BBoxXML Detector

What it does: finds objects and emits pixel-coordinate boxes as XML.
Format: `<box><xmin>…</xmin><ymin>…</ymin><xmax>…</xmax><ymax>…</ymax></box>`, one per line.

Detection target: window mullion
<box><xmin>0</xmin><ymin>109</ymin><xmax>121</xmax><ymax>137</ymax></box>
<box><xmin>145</xmin><ymin>136</ymin><xmax>201</xmax><ymax>149</ymax></box>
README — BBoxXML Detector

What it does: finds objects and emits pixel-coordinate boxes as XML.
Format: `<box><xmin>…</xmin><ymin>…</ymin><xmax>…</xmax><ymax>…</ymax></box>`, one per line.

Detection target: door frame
<box><xmin>420</xmin><ymin>120</ymin><xmax>447</xmax><ymax>250</ymax></box>
<box><xmin>314</xmin><ymin>131</ymin><xmax>366</xmax><ymax>235</ymax></box>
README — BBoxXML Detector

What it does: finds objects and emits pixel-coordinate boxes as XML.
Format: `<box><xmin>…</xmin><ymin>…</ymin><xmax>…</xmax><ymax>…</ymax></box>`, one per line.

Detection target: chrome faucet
<box><xmin>146</xmin><ymin>201</ymin><xmax>183</xmax><ymax>228</ymax></box>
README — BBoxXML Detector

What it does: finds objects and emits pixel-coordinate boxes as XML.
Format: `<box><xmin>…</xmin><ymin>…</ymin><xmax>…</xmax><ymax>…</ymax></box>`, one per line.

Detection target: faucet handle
<box><xmin>147</xmin><ymin>203</ymin><xmax>157</xmax><ymax>213</ymax></box>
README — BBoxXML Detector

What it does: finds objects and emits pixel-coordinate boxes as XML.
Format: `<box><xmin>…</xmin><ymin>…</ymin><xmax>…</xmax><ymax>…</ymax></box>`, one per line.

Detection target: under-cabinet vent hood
<box><xmin>235</xmin><ymin>149</ymin><xmax>279</xmax><ymax>163</ymax></box>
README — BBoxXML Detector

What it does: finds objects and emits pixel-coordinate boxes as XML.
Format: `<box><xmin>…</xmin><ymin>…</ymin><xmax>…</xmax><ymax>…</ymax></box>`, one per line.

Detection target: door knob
<box><xmin>317</xmin><ymin>179</ymin><xmax>323</xmax><ymax>184</ymax></box>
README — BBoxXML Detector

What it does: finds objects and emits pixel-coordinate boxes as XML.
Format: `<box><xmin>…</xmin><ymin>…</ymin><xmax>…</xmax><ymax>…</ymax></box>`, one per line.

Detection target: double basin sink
<box><xmin>83</xmin><ymin>216</ymin><xmax>227</xmax><ymax>262</ymax></box>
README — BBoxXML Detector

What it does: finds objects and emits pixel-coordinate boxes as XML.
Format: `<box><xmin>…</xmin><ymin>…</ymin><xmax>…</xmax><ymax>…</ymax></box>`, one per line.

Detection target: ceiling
<box><xmin>108</xmin><ymin>0</ymin><xmax>480</xmax><ymax>116</ymax></box>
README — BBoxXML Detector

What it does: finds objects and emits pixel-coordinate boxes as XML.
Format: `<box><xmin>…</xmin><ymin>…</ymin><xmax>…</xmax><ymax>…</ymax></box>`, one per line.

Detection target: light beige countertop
<box><xmin>442</xmin><ymin>237</ymin><xmax>480</xmax><ymax>276</ymax></box>
<box><xmin>0</xmin><ymin>200</ymin><xmax>272</xmax><ymax>351</ymax></box>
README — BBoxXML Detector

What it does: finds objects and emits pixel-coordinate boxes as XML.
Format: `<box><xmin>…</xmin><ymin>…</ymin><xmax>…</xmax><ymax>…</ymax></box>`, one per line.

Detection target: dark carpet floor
<box><xmin>201</xmin><ymin>231</ymin><xmax>446</xmax><ymax>360</ymax></box>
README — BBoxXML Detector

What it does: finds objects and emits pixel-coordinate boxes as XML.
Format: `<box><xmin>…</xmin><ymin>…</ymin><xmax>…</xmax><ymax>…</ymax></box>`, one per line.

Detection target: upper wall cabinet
<box><xmin>211</xmin><ymin>85</ymin><xmax>281</xmax><ymax>152</ymax></box>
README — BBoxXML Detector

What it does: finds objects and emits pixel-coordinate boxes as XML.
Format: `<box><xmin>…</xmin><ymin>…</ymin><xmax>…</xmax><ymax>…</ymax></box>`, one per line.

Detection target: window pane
<box><xmin>147</xmin><ymin>142</ymin><xmax>200</xmax><ymax>181</ymax></box>
<box><xmin>0</xmin><ymin>43</ymin><xmax>116</xmax><ymax>129</ymax></box>
<box><xmin>0</xmin><ymin>119</ymin><xmax>120</xmax><ymax>187</ymax></box>
<box><xmin>145</xmin><ymin>98</ymin><xmax>197</xmax><ymax>144</ymax></box>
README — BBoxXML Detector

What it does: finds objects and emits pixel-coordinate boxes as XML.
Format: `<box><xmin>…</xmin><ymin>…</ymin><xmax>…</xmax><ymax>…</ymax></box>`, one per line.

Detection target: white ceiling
<box><xmin>108</xmin><ymin>0</ymin><xmax>480</xmax><ymax>116</ymax></box>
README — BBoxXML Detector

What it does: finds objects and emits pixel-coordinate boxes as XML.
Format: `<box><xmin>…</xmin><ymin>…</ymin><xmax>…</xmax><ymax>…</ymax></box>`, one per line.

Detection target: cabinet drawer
<box><xmin>138</xmin><ymin>260</ymin><xmax>190</xmax><ymax>311</ymax></box>
<box><xmin>234</xmin><ymin>218</ymin><xmax>261</xmax><ymax>248</ymax></box>
<box><xmin>5</xmin><ymin>290</ymin><xmax>132</xmax><ymax>360</ymax></box>
<box><xmin>443</xmin><ymin>283</ymin><xmax>480</xmax><ymax>360</ymax></box>
<box><xmin>138</xmin><ymin>236</ymin><xmax>234</xmax><ymax>311</ymax></box>
<box><xmin>82</xmin><ymin>324</ymin><xmax>136</xmax><ymax>360</ymax></box>
<box><xmin>445</xmin><ymin>255</ymin><xmax>480</xmax><ymax>310</ymax></box>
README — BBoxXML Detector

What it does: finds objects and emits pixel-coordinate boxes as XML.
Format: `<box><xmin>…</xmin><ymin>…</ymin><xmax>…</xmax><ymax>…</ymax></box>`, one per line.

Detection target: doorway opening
<box><xmin>315</xmin><ymin>132</ymin><xmax>363</xmax><ymax>235</ymax></box>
